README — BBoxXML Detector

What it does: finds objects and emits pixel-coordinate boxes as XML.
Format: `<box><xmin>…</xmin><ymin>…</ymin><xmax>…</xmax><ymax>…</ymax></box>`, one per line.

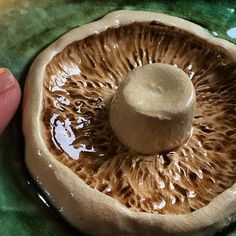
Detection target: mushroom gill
<box><xmin>42</xmin><ymin>22</ymin><xmax>236</xmax><ymax>214</ymax></box>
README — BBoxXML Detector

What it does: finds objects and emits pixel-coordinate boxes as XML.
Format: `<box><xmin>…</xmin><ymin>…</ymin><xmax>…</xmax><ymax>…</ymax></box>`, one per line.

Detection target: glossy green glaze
<box><xmin>0</xmin><ymin>1</ymin><xmax>236</xmax><ymax>235</ymax></box>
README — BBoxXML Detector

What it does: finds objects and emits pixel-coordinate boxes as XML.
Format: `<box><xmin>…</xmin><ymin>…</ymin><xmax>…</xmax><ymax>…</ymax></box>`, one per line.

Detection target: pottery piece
<box><xmin>23</xmin><ymin>10</ymin><xmax>236</xmax><ymax>235</ymax></box>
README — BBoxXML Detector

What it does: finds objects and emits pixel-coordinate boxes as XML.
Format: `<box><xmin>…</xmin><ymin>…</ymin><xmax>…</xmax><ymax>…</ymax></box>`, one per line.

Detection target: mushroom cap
<box><xmin>110</xmin><ymin>63</ymin><xmax>196</xmax><ymax>154</ymax></box>
<box><xmin>23</xmin><ymin>10</ymin><xmax>236</xmax><ymax>236</ymax></box>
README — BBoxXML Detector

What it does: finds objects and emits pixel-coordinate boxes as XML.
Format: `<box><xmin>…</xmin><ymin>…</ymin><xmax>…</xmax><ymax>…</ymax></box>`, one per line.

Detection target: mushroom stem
<box><xmin>109</xmin><ymin>63</ymin><xmax>196</xmax><ymax>154</ymax></box>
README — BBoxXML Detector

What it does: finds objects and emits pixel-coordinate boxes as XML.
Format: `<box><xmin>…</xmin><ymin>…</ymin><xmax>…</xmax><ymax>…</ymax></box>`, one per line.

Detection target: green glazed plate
<box><xmin>0</xmin><ymin>0</ymin><xmax>236</xmax><ymax>235</ymax></box>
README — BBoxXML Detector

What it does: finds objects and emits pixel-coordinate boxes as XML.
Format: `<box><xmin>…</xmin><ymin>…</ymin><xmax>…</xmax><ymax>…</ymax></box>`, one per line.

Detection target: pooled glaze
<box><xmin>42</xmin><ymin>22</ymin><xmax>236</xmax><ymax>214</ymax></box>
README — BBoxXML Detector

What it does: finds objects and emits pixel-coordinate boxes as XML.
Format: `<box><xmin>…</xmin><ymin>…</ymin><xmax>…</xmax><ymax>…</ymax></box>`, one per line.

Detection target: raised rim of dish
<box><xmin>23</xmin><ymin>10</ymin><xmax>236</xmax><ymax>235</ymax></box>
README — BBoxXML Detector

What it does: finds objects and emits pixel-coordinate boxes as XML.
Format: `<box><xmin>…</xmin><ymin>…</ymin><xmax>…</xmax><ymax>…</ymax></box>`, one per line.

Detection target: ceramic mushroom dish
<box><xmin>23</xmin><ymin>10</ymin><xmax>236</xmax><ymax>236</ymax></box>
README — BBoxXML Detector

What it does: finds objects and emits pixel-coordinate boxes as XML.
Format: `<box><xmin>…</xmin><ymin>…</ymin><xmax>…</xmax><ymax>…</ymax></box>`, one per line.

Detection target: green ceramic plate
<box><xmin>0</xmin><ymin>0</ymin><xmax>236</xmax><ymax>235</ymax></box>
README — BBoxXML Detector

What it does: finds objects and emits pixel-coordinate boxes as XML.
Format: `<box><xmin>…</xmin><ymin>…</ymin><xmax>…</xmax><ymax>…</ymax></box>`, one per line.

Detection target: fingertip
<box><xmin>0</xmin><ymin>69</ymin><xmax>21</xmax><ymax>134</ymax></box>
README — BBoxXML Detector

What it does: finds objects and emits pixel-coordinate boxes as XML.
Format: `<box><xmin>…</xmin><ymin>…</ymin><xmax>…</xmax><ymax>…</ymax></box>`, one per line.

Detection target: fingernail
<box><xmin>0</xmin><ymin>68</ymin><xmax>16</xmax><ymax>93</ymax></box>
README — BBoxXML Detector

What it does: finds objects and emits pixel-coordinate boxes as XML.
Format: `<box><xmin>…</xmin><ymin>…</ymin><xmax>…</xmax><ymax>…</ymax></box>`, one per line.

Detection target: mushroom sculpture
<box><xmin>23</xmin><ymin>10</ymin><xmax>236</xmax><ymax>236</ymax></box>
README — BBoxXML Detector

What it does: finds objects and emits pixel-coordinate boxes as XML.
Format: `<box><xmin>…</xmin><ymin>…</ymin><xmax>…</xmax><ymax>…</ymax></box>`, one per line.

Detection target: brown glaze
<box><xmin>42</xmin><ymin>22</ymin><xmax>236</xmax><ymax>214</ymax></box>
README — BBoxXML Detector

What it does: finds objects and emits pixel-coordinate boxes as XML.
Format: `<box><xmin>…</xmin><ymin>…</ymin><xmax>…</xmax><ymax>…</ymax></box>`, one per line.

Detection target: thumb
<box><xmin>0</xmin><ymin>68</ymin><xmax>21</xmax><ymax>135</ymax></box>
